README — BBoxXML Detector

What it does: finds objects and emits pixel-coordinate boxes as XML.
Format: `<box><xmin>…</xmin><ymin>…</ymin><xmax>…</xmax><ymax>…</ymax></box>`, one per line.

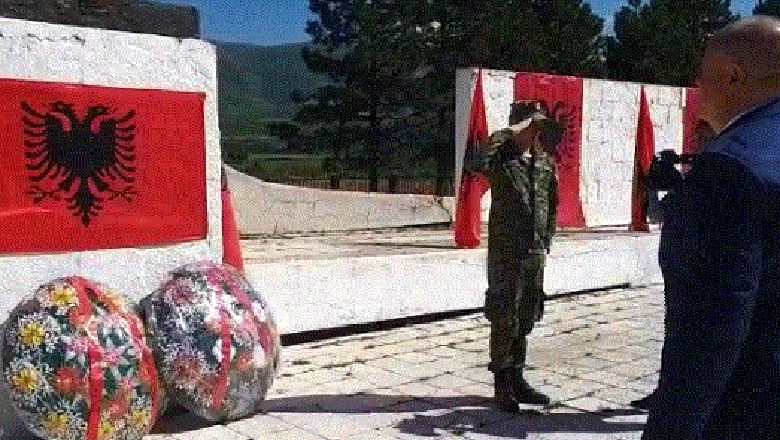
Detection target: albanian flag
<box><xmin>514</xmin><ymin>72</ymin><xmax>585</xmax><ymax>228</ymax></box>
<box><xmin>0</xmin><ymin>78</ymin><xmax>207</xmax><ymax>253</ymax></box>
<box><xmin>454</xmin><ymin>70</ymin><xmax>490</xmax><ymax>249</ymax></box>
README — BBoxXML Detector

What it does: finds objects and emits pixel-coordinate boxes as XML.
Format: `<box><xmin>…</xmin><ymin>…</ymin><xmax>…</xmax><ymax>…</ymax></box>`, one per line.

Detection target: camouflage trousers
<box><xmin>485</xmin><ymin>252</ymin><xmax>546</xmax><ymax>373</ymax></box>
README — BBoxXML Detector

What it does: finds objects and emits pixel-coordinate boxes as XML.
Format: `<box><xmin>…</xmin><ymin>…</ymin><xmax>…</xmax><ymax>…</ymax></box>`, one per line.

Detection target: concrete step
<box><xmin>242</xmin><ymin>227</ymin><xmax>662</xmax><ymax>335</ymax></box>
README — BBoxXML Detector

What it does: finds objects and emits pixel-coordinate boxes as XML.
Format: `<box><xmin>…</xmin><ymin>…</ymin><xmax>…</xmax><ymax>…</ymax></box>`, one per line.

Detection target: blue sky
<box><xmin>166</xmin><ymin>0</ymin><xmax>762</xmax><ymax>46</ymax></box>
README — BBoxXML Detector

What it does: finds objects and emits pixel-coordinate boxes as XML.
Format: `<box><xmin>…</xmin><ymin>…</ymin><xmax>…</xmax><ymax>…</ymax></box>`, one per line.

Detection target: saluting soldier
<box><xmin>464</xmin><ymin>100</ymin><xmax>559</xmax><ymax>412</ymax></box>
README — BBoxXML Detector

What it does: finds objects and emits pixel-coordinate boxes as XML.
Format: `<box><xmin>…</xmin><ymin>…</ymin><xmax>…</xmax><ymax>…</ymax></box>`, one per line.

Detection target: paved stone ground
<box><xmin>148</xmin><ymin>284</ymin><xmax>664</xmax><ymax>440</ymax></box>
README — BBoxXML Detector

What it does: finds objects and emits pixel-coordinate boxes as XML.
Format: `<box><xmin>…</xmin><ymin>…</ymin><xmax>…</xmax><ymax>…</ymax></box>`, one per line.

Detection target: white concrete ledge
<box><xmin>246</xmin><ymin>232</ymin><xmax>662</xmax><ymax>335</ymax></box>
<box><xmin>227</xmin><ymin>167</ymin><xmax>455</xmax><ymax>236</ymax></box>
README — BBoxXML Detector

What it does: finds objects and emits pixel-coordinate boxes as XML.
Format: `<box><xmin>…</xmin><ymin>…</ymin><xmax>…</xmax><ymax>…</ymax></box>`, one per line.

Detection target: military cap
<box><xmin>508</xmin><ymin>99</ymin><xmax>548</xmax><ymax>133</ymax></box>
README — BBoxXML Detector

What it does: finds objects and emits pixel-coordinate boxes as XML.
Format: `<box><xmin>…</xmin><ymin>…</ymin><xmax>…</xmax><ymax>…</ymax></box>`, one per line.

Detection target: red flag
<box><xmin>221</xmin><ymin>167</ymin><xmax>244</xmax><ymax>272</ymax></box>
<box><xmin>631</xmin><ymin>87</ymin><xmax>655</xmax><ymax>232</ymax></box>
<box><xmin>454</xmin><ymin>70</ymin><xmax>490</xmax><ymax>249</ymax></box>
<box><xmin>0</xmin><ymin>78</ymin><xmax>207</xmax><ymax>253</ymax></box>
<box><xmin>514</xmin><ymin>72</ymin><xmax>586</xmax><ymax>228</ymax></box>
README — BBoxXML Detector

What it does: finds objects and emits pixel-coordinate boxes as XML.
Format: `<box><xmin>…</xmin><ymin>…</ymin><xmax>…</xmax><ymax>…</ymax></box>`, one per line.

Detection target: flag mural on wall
<box><xmin>513</xmin><ymin>73</ymin><xmax>586</xmax><ymax>228</ymax></box>
<box><xmin>0</xmin><ymin>78</ymin><xmax>207</xmax><ymax>254</ymax></box>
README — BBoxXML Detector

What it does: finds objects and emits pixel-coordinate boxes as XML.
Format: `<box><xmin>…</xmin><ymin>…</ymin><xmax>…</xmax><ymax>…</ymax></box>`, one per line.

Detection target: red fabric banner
<box><xmin>454</xmin><ymin>70</ymin><xmax>490</xmax><ymax>249</ymax></box>
<box><xmin>513</xmin><ymin>72</ymin><xmax>585</xmax><ymax>228</ymax></box>
<box><xmin>221</xmin><ymin>168</ymin><xmax>244</xmax><ymax>272</ymax></box>
<box><xmin>221</xmin><ymin>189</ymin><xmax>244</xmax><ymax>272</ymax></box>
<box><xmin>454</xmin><ymin>173</ymin><xmax>490</xmax><ymax>248</ymax></box>
<box><xmin>631</xmin><ymin>87</ymin><xmax>655</xmax><ymax>232</ymax></box>
<box><xmin>683</xmin><ymin>87</ymin><xmax>701</xmax><ymax>155</ymax></box>
<box><xmin>0</xmin><ymin>78</ymin><xmax>207</xmax><ymax>253</ymax></box>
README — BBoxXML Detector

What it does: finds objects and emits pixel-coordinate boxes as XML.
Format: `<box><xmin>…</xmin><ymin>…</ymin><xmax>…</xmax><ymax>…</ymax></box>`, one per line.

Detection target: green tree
<box><xmin>295</xmin><ymin>84</ymin><xmax>365</xmax><ymax>160</ymax></box>
<box><xmin>464</xmin><ymin>0</ymin><xmax>605</xmax><ymax>75</ymax></box>
<box><xmin>302</xmin><ymin>0</ymin><xmax>430</xmax><ymax>191</ymax></box>
<box><xmin>266</xmin><ymin>121</ymin><xmax>301</xmax><ymax>150</ymax></box>
<box><xmin>299</xmin><ymin>0</ymin><xmax>605</xmax><ymax>195</ymax></box>
<box><xmin>754</xmin><ymin>0</ymin><xmax>780</xmax><ymax>16</ymax></box>
<box><xmin>607</xmin><ymin>0</ymin><xmax>736</xmax><ymax>86</ymax></box>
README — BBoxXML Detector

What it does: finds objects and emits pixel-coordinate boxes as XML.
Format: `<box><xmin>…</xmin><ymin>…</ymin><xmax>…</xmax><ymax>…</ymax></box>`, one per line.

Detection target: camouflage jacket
<box><xmin>464</xmin><ymin>128</ymin><xmax>558</xmax><ymax>257</ymax></box>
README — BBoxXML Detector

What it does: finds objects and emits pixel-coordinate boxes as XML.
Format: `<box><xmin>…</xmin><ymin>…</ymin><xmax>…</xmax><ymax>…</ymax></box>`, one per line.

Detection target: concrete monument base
<box><xmin>242</xmin><ymin>227</ymin><xmax>662</xmax><ymax>335</ymax></box>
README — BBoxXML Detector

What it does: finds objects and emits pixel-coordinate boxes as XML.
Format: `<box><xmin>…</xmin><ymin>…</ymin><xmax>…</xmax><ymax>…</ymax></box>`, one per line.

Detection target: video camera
<box><xmin>646</xmin><ymin>149</ymin><xmax>697</xmax><ymax>223</ymax></box>
<box><xmin>648</xmin><ymin>149</ymin><xmax>695</xmax><ymax>191</ymax></box>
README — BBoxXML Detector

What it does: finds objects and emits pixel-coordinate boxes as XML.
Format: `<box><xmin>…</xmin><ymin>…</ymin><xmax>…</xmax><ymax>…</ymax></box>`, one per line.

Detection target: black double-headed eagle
<box><xmin>22</xmin><ymin>101</ymin><xmax>137</xmax><ymax>226</ymax></box>
<box><xmin>537</xmin><ymin>100</ymin><xmax>578</xmax><ymax>169</ymax></box>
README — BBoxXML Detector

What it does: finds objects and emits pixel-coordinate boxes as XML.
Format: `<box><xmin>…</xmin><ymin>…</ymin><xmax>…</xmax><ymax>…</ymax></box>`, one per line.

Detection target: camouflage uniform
<box><xmin>465</xmin><ymin>127</ymin><xmax>558</xmax><ymax>374</ymax></box>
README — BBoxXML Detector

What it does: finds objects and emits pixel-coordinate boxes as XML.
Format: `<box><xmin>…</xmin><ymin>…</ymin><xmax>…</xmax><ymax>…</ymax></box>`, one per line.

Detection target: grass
<box><xmin>239</xmin><ymin>154</ymin><xmax>328</xmax><ymax>180</ymax></box>
<box><xmin>231</xmin><ymin>151</ymin><xmax>445</xmax><ymax>189</ymax></box>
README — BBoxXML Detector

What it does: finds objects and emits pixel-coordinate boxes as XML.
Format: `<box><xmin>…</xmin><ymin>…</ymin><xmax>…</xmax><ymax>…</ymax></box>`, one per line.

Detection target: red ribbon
<box><xmin>205</xmin><ymin>265</ymin><xmax>279</xmax><ymax>410</ymax></box>
<box><xmin>212</xmin><ymin>266</ymin><xmax>275</xmax><ymax>357</ymax></box>
<box><xmin>69</xmin><ymin>277</ymin><xmax>159</xmax><ymax>433</ymax></box>
<box><xmin>206</xmin><ymin>267</ymin><xmax>233</xmax><ymax>410</ymax></box>
<box><xmin>70</xmin><ymin>277</ymin><xmax>101</xmax><ymax>440</ymax></box>
<box><xmin>123</xmin><ymin>314</ymin><xmax>160</xmax><ymax>428</ymax></box>
<box><xmin>211</xmin><ymin>306</ymin><xmax>232</xmax><ymax>410</ymax></box>
<box><xmin>86</xmin><ymin>342</ymin><xmax>104</xmax><ymax>440</ymax></box>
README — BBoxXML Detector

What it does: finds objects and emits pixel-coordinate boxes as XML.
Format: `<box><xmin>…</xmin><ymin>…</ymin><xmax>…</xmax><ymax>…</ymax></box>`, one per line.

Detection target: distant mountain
<box><xmin>213</xmin><ymin>41</ymin><xmax>330</xmax><ymax>135</ymax></box>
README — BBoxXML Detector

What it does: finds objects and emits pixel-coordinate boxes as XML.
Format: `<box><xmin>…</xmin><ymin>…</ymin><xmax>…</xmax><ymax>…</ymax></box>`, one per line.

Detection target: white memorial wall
<box><xmin>0</xmin><ymin>17</ymin><xmax>221</xmax><ymax>436</ymax></box>
<box><xmin>455</xmin><ymin>68</ymin><xmax>689</xmax><ymax>227</ymax></box>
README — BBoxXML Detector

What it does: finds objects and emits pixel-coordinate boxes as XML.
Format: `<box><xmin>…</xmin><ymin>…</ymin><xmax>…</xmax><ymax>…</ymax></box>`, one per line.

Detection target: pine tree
<box><xmin>299</xmin><ymin>0</ymin><xmax>605</xmax><ymax>195</ymax></box>
<box><xmin>607</xmin><ymin>0</ymin><xmax>736</xmax><ymax>86</ymax></box>
<box><xmin>754</xmin><ymin>0</ymin><xmax>780</xmax><ymax>17</ymax></box>
<box><xmin>301</xmin><ymin>0</ymin><xmax>431</xmax><ymax>191</ymax></box>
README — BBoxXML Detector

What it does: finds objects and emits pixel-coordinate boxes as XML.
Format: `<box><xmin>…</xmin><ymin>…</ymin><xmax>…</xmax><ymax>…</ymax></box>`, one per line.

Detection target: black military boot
<box><xmin>493</xmin><ymin>370</ymin><xmax>520</xmax><ymax>413</ymax></box>
<box><xmin>511</xmin><ymin>369</ymin><xmax>551</xmax><ymax>405</ymax></box>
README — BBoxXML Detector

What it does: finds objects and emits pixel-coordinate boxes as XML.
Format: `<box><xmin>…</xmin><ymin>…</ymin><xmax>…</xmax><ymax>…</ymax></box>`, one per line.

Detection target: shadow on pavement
<box><xmin>150</xmin><ymin>393</ymin><xmax>647</xmax><ymax>438</ymax></box>
<box><xmin>264</xmin><ymin>393</ymin><xmax>646</xmax><ymax>438</ymax></box>
<box><xmin>151</xmin><ymin>404</ymin><xmax>214</xmax><ymax>435</ymax></box>
<box><xmin>395</xmin><ymin>406</ymin><xmax>646</xmax><ymax>438</ymax></box>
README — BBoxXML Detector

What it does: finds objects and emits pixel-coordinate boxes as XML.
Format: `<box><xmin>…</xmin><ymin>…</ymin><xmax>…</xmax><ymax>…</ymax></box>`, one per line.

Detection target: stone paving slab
<box><xmin>143</xmin><ymin>284</ymin><xmax>663</xmax><ymax>440</ymax></box>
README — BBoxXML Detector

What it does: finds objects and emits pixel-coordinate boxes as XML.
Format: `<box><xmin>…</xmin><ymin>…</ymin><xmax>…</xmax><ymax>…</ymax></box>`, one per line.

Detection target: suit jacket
<box><xmin>643</xmin><ymin>99</ymin><xmax>780</xmax><ymax>439</ymax></box>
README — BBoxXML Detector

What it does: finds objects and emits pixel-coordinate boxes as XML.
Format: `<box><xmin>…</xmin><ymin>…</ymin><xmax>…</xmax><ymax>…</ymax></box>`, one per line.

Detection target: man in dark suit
<box><xmin>642</xmin><ymin>15</ymin><xmax>780</xmax><ymax>439</ymax></box>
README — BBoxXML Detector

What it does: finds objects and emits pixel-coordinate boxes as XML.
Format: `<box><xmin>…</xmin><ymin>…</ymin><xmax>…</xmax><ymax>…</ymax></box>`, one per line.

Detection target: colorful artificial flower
<box><xmin>12</xmin><ymin>367</ymin><xmax>41</xmax><ymax>393</ymax></box>
<box><xmin>49</xmin><ymin>285</ymin><xmax>79</xmax><ymax>309</ymax></box>
<box><xmin>232</xmin><ymin>351</ymin><xmax>253</xmax><ymax>372</ymax></box>
<box><xmin>143</xmin><ymin>261</ymin><xmax>281</xmax><ymax>422</ymax></box>
<box><xmin>52</xmin><ymin>367</ymin><xmax>83</xmax><ymax>395</ymax></box>
<box><xmin>128</xmin><ymin>409</ymin><xmax>150</xmax><ymax>428</ymax></box>
<box><xmin>2</xmin><ymin>277</ymin><xmax>160</xmax><ymax>440</ymax></box>
<box><xmin>42</xmin><ymin>412</ymin><xmax>70</xmax><ymax>438</ymax></box>
<box><xmin>67</xmin><ymin>306</ymin><xmax>90</xmax><ymax>327</ymax></box>
<box><xmin>97</xmin><ymin>418</ymin><xmax>114</xmax><ymax>440</ymax></box>
<box><xmin>19</xmin><ymin>321</ymin><xmax>47</xmax><ymax>347</ymax></box>
<box><xmin>106</xmin><ymin>396</ymin><xmax>130</xmax><ymax>422</ymax></box>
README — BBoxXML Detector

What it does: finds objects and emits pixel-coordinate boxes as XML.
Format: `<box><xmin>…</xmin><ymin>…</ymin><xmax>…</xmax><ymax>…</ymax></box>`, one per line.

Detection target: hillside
<box><xmin>213</xmin><ymin>41</ymin><xmax>330</xmax><ymax>136</ymax></box>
